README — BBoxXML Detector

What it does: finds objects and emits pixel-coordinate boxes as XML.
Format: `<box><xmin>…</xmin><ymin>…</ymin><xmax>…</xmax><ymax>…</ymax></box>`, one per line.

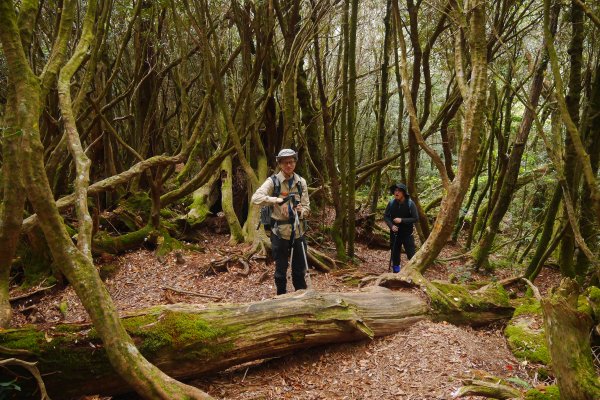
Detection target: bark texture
<box><xmin>541</xmin><ymin>279</ymin><xmax>600</xmax><ymax>400</ymax></box>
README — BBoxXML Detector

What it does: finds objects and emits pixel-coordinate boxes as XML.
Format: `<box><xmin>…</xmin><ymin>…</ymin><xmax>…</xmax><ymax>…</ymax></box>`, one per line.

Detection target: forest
<box><xmin>0</xmin><ymin>0</ymin><xmax>599</xmax><ymax>398</ymax></box>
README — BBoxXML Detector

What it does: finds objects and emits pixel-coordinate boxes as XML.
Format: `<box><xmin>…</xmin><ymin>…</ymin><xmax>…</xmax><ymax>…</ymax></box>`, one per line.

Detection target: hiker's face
<box><xmin>279</xmin><ymin>157</ymin><xmax>296</xmax><ymax>176</ymax></box>
<box><xmin>394</xmin><ymin>188</ymin><xmax>405</xmax><ymax>201</ymax></box>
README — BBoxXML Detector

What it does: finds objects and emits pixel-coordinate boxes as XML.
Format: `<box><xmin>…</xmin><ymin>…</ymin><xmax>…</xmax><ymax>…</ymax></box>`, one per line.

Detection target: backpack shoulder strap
<box><xmin>296</xmin><ymin>175</ymin><xmax>303</xmax><ymax>198</ymax></box>
<box><xmin>270</xmin><ymin>175</ymin><xmax>280</xmax><ymax>197</ymax></box>
<box><xmin>408</xmin><ymin>198</ymin><xmax>415</xmax><ymax>218</ymax></box>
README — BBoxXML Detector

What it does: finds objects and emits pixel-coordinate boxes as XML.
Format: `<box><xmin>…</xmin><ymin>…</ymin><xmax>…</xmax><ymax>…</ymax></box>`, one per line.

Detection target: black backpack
<box><xmin>256</xmin><ymin>175</ymin><xmax>303</xmax><ymax>231</ymax></box>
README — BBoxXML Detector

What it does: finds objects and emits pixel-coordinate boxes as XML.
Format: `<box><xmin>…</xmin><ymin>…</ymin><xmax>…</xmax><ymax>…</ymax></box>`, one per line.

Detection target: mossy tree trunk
<box><xmin>558</xmin><ymin>0</ymin><xmax>585</xmax><ymax>276</ymax></box>
<box><xmin>345</xmin><ymin>0</ymin><xmax>359</xmax><ymax>257</ymax></box>
<box><xmin>524</xmin><ymin>185</ymin><xmax>562</xmax><ymax>280</ymax></box>
<box><xmin>1</xmin><ymin>1</ymin><xmax>212</xmax><ymax>399</ymax></box>
<box><xmin>220</xmin><ymin>155</ymin><xmax>244</xmax><ymax>243</ymax></box>
<box><xmin>57</xmin><ymin>0</ymin><xmax>98</xmax><ymax>259</ymax></box>
<box><xmin>399</xmin><ymin>0</ymin><xmax>488</xmax><ymax>273</ymax></box>
<box><xmin>0</xmin><ymin>284</ymin><xmax>515</xmax><ymax>398</ymax></box>
<box><xmin>541</xmin><ymin>279</ymin><xmax>600</xmax><ymax>400</ymax></box>
<box><xmin>545</xmin><ymin>0</ymin><xmax>600</xmax><ymax>235</ymax></box>
<box><xmin>186</xmin><ymin>174</ymin><xmax>219</xmax><ymax>226</ymax></box>
<box><xmin>470</xmin><ymin>10</ymin><xmax>556</xmax><ymax>270</ymax></box>
<box><xmin>576</xmin><ymin>56</ymin><xmax>600</xmax><ymax>278</ymax></box>
<box><xmin>0</xmin><ymin>0</ymin><xmax>37</xmax><ymax>328</ymax></box>
<box><xmin>368</xmin><ymin>0</ymin><xmax>393</xmax><ymax>232</ymax></box>
<box><xmin>312</xmin><ymin>2</ymin><xmax>346</xmax><ymax>260</ymax></box>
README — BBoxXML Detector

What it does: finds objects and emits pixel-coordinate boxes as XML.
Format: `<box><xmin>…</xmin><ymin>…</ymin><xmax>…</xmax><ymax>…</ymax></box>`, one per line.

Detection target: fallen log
<box><xmin>0</xmin><ymin>284</ymin><xmax>513</xmax><ymax>398</ymax></box>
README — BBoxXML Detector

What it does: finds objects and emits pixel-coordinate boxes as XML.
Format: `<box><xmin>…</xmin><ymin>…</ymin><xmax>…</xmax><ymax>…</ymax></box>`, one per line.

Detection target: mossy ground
<box><xmin>524</xmin><ymin>385</ymin><xmax>560</xmax><ymax>400</ymax></box>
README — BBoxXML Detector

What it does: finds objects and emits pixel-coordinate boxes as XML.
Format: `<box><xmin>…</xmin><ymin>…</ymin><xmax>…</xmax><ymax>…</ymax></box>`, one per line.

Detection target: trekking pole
<box><xmin>389</xmin><ymin>231</ymin><xmax>398</xmax><ymax>272</ymax></box>
<box><xmin>294</xmin><ymin>207</ymin><xmax>312</xmax><ymax>288</ymax></box>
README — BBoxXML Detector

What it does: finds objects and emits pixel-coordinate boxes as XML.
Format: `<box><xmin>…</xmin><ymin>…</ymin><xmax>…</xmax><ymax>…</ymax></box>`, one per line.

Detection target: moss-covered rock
<box><xmin>505</xmin><ymin>299</ymin><xmax>550</xmax><ymax>365</ymax></box>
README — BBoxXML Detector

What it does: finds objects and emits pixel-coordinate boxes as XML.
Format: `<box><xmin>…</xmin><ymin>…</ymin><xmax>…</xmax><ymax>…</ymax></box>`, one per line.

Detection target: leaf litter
<box><xmin>8</xmin><ymin>227</ymin><xmax>560</xmax><ymax>399</ymax></box>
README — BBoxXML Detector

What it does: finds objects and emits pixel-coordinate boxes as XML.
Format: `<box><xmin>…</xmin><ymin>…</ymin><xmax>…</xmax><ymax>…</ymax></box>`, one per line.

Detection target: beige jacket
<box><xmin>251</xmin><ymin>171</ymin><xmax>310</xmax><ymax>239</ymax></box>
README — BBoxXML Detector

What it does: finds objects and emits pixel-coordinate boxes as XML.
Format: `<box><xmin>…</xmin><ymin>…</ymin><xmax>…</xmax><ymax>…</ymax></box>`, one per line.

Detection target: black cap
<box><xmin>389</xmin><ymin>183</ymin><xmax>409</xmax><ymax>196</ymax></box>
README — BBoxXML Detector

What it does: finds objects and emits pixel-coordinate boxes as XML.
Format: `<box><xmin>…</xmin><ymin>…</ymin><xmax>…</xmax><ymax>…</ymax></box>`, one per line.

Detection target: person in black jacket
<box><xmin>383</xmin><ymin>183</ymin><xmax>419</xmax><ymax>273</ymax></box>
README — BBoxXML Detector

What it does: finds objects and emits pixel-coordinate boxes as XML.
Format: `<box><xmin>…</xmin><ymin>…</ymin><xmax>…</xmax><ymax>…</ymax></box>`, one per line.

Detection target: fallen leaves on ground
<box><xmin>8</xmin><ymin>227</ymin><xmax>559</xmax><ymax>399</ymax></box>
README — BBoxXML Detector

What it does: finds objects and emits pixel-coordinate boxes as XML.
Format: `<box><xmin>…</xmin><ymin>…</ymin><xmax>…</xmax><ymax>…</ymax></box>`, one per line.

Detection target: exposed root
<box><xmin>0</xmin><ymin>358</ymin><xmax>51</xmax><ymax>400</ymax></box>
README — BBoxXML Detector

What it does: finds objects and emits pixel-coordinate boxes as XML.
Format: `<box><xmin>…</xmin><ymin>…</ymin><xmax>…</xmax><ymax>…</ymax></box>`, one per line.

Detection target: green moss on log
<box><xmin>120</xmin><ymin>311</ymin><xmax>234</xmax><ymax>359</ymax></box>
<box><xmin>155</xmin><ymin>230</ymin><xmax>184</xmax><ymax>257</ymax></box>
<box><xmin>428</xmin><ymin>281</ymin><xmax>513</xmax><ymax>324</ymax></box>
<box><xmin>0</xmin><ymin>326</ymin><xmax>113</xmax><ymax>380</ymax></box>
<box><xmin>122</xmin><ymin>192</ymin><xmax>151</xmax><ymax>218</ymax></box>
<box><xmin>93</xmin><ymin>225</ymin><xmax>155</xmax><ymax>254</ymax></box>
<box><xmin>505</xmin><ymin>324</ymin><xmax>549</xmax><ymax>364</ymax></box>
<box><xmin>513</xmin><ymin>298</ymin><xmax>543</xmax><ymax>317</ymax></box>
<box><xmin>0</xmin><ymin>328</ymin><xmax>45</xmax><ymax>353</ymax></box>
<box><xmin>524</xmin><ymin>385</ymin><xmax>560</xmax><ymax>400</ymax></box>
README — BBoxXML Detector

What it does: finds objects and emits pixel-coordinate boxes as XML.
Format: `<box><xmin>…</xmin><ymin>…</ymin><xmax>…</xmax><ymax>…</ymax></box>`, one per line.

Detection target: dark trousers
<box><xmin>390</xmin><ymin>232</ymin><xmax>416</xmax><ymax>266</ymax></box>
<box><xmin>271</xmin><ymin>234</ymin><xmax>308</xmax><ymax>295</ymax></box>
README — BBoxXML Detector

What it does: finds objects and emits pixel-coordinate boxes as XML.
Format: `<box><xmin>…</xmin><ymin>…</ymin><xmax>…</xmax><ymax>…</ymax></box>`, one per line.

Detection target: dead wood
<box><xmin>160</xmin><ymin>286</ymin><xmax>222</xmax><ymax>300</ymax></box>
<box><xmin>9</xmin><ymin>285</ymin><xmax>56</xmax><ymax>303</ymax></box>
<box><xmin>0</xmin><ymin>285</ymin><xmax>516</xmax><ymax>398</ymax></box>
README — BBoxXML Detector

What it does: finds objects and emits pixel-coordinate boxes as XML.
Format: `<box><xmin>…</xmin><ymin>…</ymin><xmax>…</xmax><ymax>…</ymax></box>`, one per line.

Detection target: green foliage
<box><xmin>58</xmin><ymin>301</ymin><xmax>68</xmax><ymax>317</ymax></box>
<box><xmin>506</xmin><ymin>376</ymin><xmax>532</xmax><ymax>390</ymax></box>
<box><xmin>0</xmin><ymin>379</ymin><xmax>21</xmax><ymax>399</ymax></box>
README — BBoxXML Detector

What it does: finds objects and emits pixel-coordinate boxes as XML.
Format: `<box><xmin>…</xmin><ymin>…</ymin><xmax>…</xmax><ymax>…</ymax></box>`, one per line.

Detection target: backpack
<box><xmin>257</xmin><ymin>174</ymin><xmax>303</xmax><ymax>231</ymax></box>
<box><xmin>387</xmin><ymin>198</ymin><xmax>416</xmax><ymax>220</ymax></box>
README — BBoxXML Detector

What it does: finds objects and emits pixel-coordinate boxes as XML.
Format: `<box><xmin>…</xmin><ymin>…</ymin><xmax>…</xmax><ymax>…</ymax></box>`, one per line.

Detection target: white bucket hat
<box><xmin>275</xmin><ymin>148</ymin><xmax>298</xmax><ymax>162</ymax></box>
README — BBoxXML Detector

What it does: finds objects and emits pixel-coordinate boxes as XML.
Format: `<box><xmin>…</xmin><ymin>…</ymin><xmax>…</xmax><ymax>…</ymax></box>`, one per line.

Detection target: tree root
<box><xmin>0</xmin><ymin>358</ymin><xmax>51</xmax><ymax>400</ymax></box>
<box><xmin>453</xmin><ymin>377</ymin><xmax>521</xmax><ymax>399</ymax></box>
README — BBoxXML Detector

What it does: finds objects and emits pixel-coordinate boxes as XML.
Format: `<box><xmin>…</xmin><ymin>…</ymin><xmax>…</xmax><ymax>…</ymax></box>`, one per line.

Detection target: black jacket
<box><xmin>383</xmin><ymin>197</ymin><xmax>419</xmax><ymax>235</ymax></box>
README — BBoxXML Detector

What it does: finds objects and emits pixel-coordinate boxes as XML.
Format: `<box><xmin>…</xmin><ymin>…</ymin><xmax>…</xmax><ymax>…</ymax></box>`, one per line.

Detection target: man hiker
<box><xmin>384</xmin><ymin>183</ymin><xmax>419</xmax><ymax>273</ymax></box>
<box><xmin>251</xmin><ymin>149</ymin><xmax>310</xmax><ymax>295</ymax></box>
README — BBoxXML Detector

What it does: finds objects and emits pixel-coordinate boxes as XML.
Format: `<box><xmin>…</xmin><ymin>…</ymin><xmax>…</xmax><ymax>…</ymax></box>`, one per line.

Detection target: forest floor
<box><xmin>8</xmin><ymin>220</ymin><xmax>561</xmax><ymax>400</ymax></box>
